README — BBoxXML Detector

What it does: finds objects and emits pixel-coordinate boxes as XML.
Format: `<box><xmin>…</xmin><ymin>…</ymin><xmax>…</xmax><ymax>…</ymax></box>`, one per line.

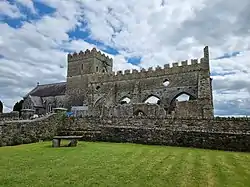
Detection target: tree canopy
<box><xmin>13</xmin><ymin>100</ymin><xmax>24</xmax><ymax>116</ymax></box>
<box><xmin>0</xmin><ymin>100</ymin><xmax>3</xmax><ymax>113</ymax></box>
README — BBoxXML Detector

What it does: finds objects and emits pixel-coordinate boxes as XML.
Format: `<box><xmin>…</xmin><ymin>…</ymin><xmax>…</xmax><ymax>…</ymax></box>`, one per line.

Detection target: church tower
<box><xmin>65</xmin><ymin>48</ymin><xmax>113</xmax><ymax>108</ymax></box>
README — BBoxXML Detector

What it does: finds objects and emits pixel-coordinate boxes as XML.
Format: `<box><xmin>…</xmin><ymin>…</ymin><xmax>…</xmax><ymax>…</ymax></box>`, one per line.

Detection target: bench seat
<box><xmin>53</xmin><ymin>136</ymin><xmax>83</xmax><ymax>139</ymax></box>
<box><xmin>52</xmin><ymin>136</ymin><xmax>83</xmax><ymax>147</ymax></box>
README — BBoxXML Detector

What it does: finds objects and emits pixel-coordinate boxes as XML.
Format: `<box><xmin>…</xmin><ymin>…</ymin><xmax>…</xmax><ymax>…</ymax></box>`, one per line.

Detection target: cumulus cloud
<box><xmin>0</xmin><ymin>0</ymin><xmax>250</xmax><ymax>115</ymax></box>
<box><xmin>0</xmin><ymin>0</ymin><xmax>24</xmax><ymax>19</ymax></box>
<box><xmin>16</xmin><ymin>0</ymin><xmax>37</xmax><ymax>14</ymax></box>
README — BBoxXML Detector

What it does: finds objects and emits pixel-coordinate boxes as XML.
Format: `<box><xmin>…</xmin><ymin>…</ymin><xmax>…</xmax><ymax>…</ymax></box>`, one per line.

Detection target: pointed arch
<box><xmin>120</xmin><ymin>96</ymin><xmax>131</xmax><ymax>104</ymax></box>
<box><xmin>166</xmin><ymin>91</ymin><xmax>197</xmax><ymax>114</ymax></box>
<box><xmin>176</xmin><ymin>93</ymin><xmax>190</xmax><ymax>101</ymax></box>
<box><xmin>163</xmin><ymin>79</ymin><xmax>170</xmax><ymax>87</ymax></box>
<box><xmin>143</xmin><ymin>94</ymin><xmax>161</xmax><ymax>105</ymax></box>
<box><xmin>170</xmin><ymin>91</ymin><xmax>197</xmax><ymax>104</ymax></box>
<box><xmin>93</xmin><ymin>96</ymin><xmax>104</xmax><ymax>108</ymax></box>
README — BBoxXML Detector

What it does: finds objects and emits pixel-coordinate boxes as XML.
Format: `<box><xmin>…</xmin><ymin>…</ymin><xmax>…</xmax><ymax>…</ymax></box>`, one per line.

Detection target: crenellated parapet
<box><xmin>67</xmin><ymin>48</ymin><xmax>113</xmax><ymax>66</ymax></box>
<box><xmin>112</xmin><ymin>57</ymin><xmax>203</xmax><ymax>76</ymax></box>
<box><xmin>68</xmin><ymin>46</ymin><xmax>210</xmax><ymax>85</ymax></box>
<box><xmin>87</xmin><ymin>56</ymin><xmax>207</xmax><ymax>84</ymax></box>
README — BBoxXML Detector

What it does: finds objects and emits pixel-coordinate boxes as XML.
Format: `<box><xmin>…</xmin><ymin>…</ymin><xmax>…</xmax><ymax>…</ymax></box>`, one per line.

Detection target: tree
<box><xmin>0</xmin><ymin>100</ymin><xmax>3</xmax><ymax>113</ymax></box>
<box><xmin>13</xmin><ymin>100</ymin><xmax>24</xmax><ymax>117</ymax></box>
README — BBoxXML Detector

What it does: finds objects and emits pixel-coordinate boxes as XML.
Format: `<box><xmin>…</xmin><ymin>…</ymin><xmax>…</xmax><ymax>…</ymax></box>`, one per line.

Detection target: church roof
<box><xmin>24</xmin><ymin>82</ymin><xmax>66</xmax><ymax>98</ymax></box>
<box><xmin>29</xmin><ymin>96</ymin><xmax>43</xmax><ymax>107</ymax></box>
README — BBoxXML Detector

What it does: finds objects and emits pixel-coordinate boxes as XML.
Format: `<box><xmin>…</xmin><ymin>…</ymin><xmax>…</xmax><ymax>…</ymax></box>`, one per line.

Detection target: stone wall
<box><xmin>0</xmin><ymin>111</ymin><xmax>19</xmax><ymax>121</ymax></box>
<box><xmin>59</xmin><ymin>116</ymin><xmax>250</xmax><ymax>152</ymax></box>
<box><xmin>66</xmin><ymin>46</ymin><xmax>214</xmax><ymax>119</ymax></box>
<box><xmin>175</xmin><ymin>101</ymin><xmax>203</xmax><ymax>118</ymax></box>
<box><xmin>1</xmin><ymin>114</ymin><xmax>250</xmax><ymax>152</ymax></box>
<box><xmin>0</xmin><ymin>114</ymin><xmax>60</xmax><ymax>146</ymax></box>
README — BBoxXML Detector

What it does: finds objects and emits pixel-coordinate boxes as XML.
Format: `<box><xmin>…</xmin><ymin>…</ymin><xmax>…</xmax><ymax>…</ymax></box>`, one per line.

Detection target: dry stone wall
<box><xmin>1</xmin><ymin>115</ymin><xmax>250</xmax><ymax>152</ymax></box>
<box><xmin>59</xmin><ymin>117</ymin><xmax>250</xmax><ymax>152</ymax></box>
<box><xmin>0</xmin><ymin>114</ymin><xmax>61</xmax><ymax>146</ymax></box>
<box><xmin>0</xmin><ymin>111</ymin><xmax>19</xmax><ymax>121</ymax></box>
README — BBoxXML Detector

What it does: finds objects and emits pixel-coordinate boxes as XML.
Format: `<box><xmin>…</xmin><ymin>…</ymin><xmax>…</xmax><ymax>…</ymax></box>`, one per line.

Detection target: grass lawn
<box><xmin>0</xmin><ymin>141</ymin><xmax>249</xmax><ymax>187</ymax></box>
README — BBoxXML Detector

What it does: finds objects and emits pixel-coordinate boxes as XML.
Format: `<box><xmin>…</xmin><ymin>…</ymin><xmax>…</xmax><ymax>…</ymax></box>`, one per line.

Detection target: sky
<box><xmin>0</xmin><ymin>0</ymin><xmax>250</xmax><ymax>116</ymax></box>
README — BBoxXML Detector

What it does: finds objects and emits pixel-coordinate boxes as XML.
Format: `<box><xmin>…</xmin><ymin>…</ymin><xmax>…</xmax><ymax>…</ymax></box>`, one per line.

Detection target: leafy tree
<box><xmin>13</xmin><ymin>100</ymin><xmax>24</xmax><ymax>117</ymax></box>
<box><xmin>0</xmin><ymin>100</ymin><xmax>3</xmax><ymax>113</ymax></box>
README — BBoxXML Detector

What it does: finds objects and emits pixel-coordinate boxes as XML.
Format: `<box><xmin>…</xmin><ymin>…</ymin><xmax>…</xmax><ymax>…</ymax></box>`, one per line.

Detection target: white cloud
<box><xmin>0</xmin><ymin>0</ymin><xmax>250</xmax><ymax>115</ymax></box>
<box><xmin>0</xmin><ymin>0</ymin><xmax>24</xmax><ymax>19</ymax></box>
<box><xmin>16</xmin><ymin>0</ymin><xmax>37</xmax><ymax>14</ymax></box>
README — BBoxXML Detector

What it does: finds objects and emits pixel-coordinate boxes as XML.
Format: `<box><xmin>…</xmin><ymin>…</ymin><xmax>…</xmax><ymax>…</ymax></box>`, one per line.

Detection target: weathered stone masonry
<box><xmin>0</xmin><ymin>111</ymin><xmax>19</xmax><ymax>121</ymax></box>
<box><xmin>0</xmin><ymin>114</ymin><xmax>61</xmax><ymax>146</ymax></box>
<box><xmin>22</xmin><ymin>46</ymin><xmax>213</xmax><ymax>119</ymax></box>
<box><xmin>66</xmin><ymin>46</ymin><xmax>213</xmax><ymax>119</ymax></box>
<box><xmin>58</xmin><ymin>116</ymin><xmax>250</xmax><ymax>152</ymax></box>
<box><xmin>1</xmin><ymin>115</ymin><xmax>250</xmax><ymax>152</ymax></box>
<box><xmin>1</xmin><ymin>46</ymin><xmax>249</xmax><ymax>152</ymax></box>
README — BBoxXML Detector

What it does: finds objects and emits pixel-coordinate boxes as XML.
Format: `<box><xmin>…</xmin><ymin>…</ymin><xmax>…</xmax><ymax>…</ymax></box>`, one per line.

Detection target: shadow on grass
<box><xmin>43</xmin><ymin>142</ymin><xmax>83</xmax><ymax>149</ymax></box>
<box><xmin>44</xmin><ymin>145</ymin><xmax>80</xmax><ymax>148</ymax></box>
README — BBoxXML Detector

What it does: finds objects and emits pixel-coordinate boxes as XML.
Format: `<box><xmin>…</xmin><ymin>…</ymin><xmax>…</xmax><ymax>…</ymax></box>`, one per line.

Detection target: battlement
<box><xmin>113</xmin><ymin>57</ymin><xmax>204</xmax><ymax>76</ymax></box>
<box><xmin>85</xmin><ymin>57</ymin><xmax>208</xmax><ymax>84</ymax></box>
<box><xmin>67</xmin><ymin>48</ymin><xmax>113</xmax><ymax>65</ymax></box>
<box><xmin>109</xmin><ymin>46</ymin><xmax>209</xmax><ymax>77</ymax></box>
<box><xmin>68</xmin><ymin>46</ymin><xmax>210</xmax><ymax>84</ymax></box>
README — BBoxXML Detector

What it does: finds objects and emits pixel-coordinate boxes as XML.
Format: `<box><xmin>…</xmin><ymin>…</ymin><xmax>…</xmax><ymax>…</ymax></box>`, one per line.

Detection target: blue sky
<box><xmin>4</xmin><ymin>1</ymin><xmax>121</xmax><ymax>56</ymax></box>
<box><xmin>0</xmin><ymin>0</ymin><xmax>250</xmax><ymax>116</ymax></box>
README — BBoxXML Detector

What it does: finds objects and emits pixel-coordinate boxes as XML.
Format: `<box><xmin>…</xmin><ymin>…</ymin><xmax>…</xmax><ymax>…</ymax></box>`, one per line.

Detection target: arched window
<box><xmin>172</xmin><ymin>92</ymin><xmax>196</xmax><ymax>102</ymax></box>
<box><xmin>96</xmin><ymin>67</ymin><xmax>99</xmax><ymax>72</ymax></box>
<box><xmin>134</xmin><ymin>110</ymin><xmax>146</xmax><ymax>116</ymax></box>
<box><xmin>144</xmin><ymin>95</ymin><xmax>161</xmax><ymax>105</ymax></box>
<box><xmin>163</xmin><ymin>79</ymin><xmax>170</xmax><ymax>87</ymax></box>
<box><xmin>81</xmin><ymin>64</ymin><xmax>83</xmax><ymax>70</ymax></box>
<box><xmin>57</xmin><ymin>102</ymin><xmax>62</xmax><ymax>108</ymax></box>
<box><xmin>176</xmin><ymin>93</ymin><xmax>191</xmax><ymax>101</ymax></box>
<box><xmin>167</xmin><ymin>92</ymin><xmax>196</xmax><ymax>114</ymax></box>
<box><xmin>120</xmin><ymin>97</ymin><xmax>131</xmax><ymax>105</ymax></box>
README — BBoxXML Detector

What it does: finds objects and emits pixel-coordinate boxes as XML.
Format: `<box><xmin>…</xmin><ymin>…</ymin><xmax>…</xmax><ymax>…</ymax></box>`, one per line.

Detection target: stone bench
<box><xmin>52</xmin><ymin>136</ymin><xmax>83</xmax><ymax>147</ymax></box>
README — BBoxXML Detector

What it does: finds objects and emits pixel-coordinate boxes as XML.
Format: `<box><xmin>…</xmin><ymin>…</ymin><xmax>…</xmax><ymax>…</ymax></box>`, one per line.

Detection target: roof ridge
<box><xmin>23</xmin><ymin>85</ymin><xmax>40</xmax><ymax>98</ymax></box>
<box><xmin>23</xmin><ymin>81</ymin><xmax>67</xmax><ymax>98</ymax></box>
<box><xmin>37</xmin><ymin>81</ymin><xmax>66</xmax><ymax>87</ymax></box>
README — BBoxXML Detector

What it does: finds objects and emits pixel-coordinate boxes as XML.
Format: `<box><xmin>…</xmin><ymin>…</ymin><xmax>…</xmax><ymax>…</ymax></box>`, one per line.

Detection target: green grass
<box><xmin>0</xmin><ymin>141</ymin><xmax>250</xmax><ymax>187</ymax></box>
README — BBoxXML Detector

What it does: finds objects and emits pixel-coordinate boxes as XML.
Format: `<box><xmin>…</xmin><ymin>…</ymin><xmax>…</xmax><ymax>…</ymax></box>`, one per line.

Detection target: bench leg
<box><xmin>68</xmin><ymin>139</ymin><xmax>77</xmax><ymax>147</ymax></box>
<box><xmin>52</xmin><ymin>139</ymin><xmax>61</xmax><ymax>147</ymax></box>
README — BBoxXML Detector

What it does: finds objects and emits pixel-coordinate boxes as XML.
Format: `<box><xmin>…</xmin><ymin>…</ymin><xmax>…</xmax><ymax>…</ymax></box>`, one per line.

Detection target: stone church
<box><xmin>22</xmin><ymin>46</ymin><xmax>214</xmax><ymax>118</ymax></box>
<box><xmin>22</xmin><ymin>82</ymin><xmax>66</xmax><ymax>115</ymax></box>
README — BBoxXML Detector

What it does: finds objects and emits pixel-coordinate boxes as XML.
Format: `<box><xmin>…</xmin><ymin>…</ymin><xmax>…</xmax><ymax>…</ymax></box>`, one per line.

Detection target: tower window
<box><xmin>96</xmin><ymin>67</ymin><xmax>98</xmax><ymax>72</ymax></box>
<box><xmin>81</xmin><ymin>64</ymin><xmax>83</xmax><ymax>70</ymax></box>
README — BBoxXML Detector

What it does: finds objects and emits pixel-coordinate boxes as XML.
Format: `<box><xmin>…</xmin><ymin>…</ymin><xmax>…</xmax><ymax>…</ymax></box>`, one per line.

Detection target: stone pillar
<box><xmin>132</xmin><ymin>81</ymin><xmax>141</xmax><ymax>103</ymax></box>
<box><xmin>52</xmin><ymin>139</ymin><xmax>61</xmax><ymax>147</ymax></box>
<box><xmin>198</xmin><ymin>46</ymin><xmax>214</xmax><ymax>119</ymax></box>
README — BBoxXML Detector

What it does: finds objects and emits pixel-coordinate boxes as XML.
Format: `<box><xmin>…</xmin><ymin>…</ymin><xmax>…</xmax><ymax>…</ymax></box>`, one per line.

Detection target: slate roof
<box><xmin>25</xmin><ymin>82</ymin><xmax>66</xmax><ymax>98</ymax></box>
<box><xmin>29</xmin><ymin>96</ymin><xmax>43</xmax><ymax>107</ymax></box>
